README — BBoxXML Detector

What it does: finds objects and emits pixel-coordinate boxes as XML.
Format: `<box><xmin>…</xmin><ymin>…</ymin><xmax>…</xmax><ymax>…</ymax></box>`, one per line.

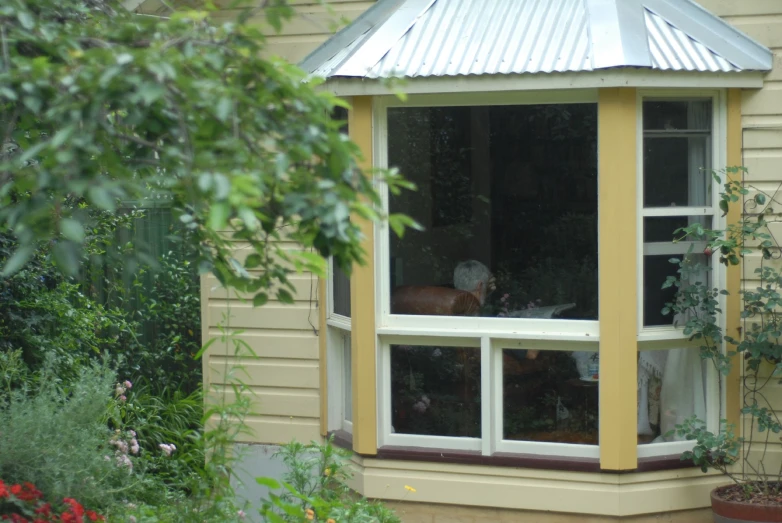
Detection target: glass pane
<box><xmin>643</xmin><ymin>252</ymin><xmax>709</xmax><ymax>327</ymax></box>
<box><xmin>332</xmin><ymin>265</ymin><xmax>351</xmax><ymax>317</ymax></box>
<box><xmin>343</xmin><ymin>333</ymin><xmax>352</xmax><ymax>423</ymax></box>
<box><xmin>387</xmin><ymin>104</ymin><xmax>598</xmax><ymax>320</ymax></box>
<box><xmin>638</xmin><ymin>348</ymin><xmax>708</xmax><ymax>444</ymax></box>
<box><xmin>391</xmin><ymin>344</ymin><xmax>481</xmax><ymax>437</ymax></box>
<box><xmin>643</xmin><ymin>100</ymin><xmax>711</xmax><ymax>131</ymax></box>
<box><xmin>644</xmin><ymin>216</ymin><xmax>712</xmax><ymax>243</ymax></box>
<box><xmin>643</xmin><ymin>100</ymin><xmax>712</xmax><ymax>208</ymax></box>
<box><xmin>503</xmin><ymin>348</ymin><xmax>598</xmax><ymax>445</ymax></box>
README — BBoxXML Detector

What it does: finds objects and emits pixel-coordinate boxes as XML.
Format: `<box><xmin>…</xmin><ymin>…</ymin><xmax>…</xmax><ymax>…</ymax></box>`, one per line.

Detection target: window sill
<box><xmin>358</xmin><ymin>445</ymin><xmax>696</xmax><ymax>474</ymax></box>
<box><xmin>328</xmin><ymin>430</ymin><xmax>353</xmax><ymax>451</ymax></box>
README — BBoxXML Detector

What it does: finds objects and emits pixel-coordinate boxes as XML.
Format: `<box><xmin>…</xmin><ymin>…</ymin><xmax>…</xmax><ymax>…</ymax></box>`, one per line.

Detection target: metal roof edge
<box><xmin>319</xmin><ymin>69</ymin><xmax>766</xmax><ymax>97</ymax></box>
<box><xmin>333</xmin><ymin>0</ymin><xmax>437</xmax><ymax>78</ymax></box>
<box><xmin>299</xmin><ymin>0</ymin><xmax>406</xmax><ymax>74</ymax></box>
<box><xmin>643</xmin><ymin>0</ymin><xmax>772</xmax><ymax>71</ymax></box>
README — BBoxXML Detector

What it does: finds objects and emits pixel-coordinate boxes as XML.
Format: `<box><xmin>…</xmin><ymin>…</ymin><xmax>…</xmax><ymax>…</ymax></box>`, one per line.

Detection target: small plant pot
<box><xmin>711</xmin><ymin>485</ymin><xmax>782</xmax><ymax>522</ymax></box>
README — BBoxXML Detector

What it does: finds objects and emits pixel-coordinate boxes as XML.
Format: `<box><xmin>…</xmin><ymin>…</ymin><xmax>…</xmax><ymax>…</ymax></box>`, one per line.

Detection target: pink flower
<box><xmin>159</xmin><ymin>443</ymin><xmax>176</xmax><ymax>456</ymax></box>
<box><xmin>123</xmin><ymin>380</ymin><xmax>132</xmax><ymax>389</ymax></box>
<box><xmin>119</xmin><ymin>395</ymin><xmax>127</xmax><ymax>402</ymax></box>
<box><xmin>238</xmin><ymin>511</ymin><xmax>246</xmax><ymax>519</ymax></box>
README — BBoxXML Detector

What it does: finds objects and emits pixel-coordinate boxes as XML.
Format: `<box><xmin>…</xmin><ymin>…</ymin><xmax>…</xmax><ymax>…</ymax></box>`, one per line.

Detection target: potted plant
<box><xmin>666</xmin><ymin>166</ymin><xmax>782</xmax><ymax>522</ymax></box>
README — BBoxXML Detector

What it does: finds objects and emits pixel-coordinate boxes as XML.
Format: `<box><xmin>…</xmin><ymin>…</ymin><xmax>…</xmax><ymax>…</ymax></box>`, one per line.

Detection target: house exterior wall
<box><xmin>189</xmin><ymin>2</ymin><xmax>370</xmax><ymax>446</ymax></box>
<box><xmin>180</xmin><ymin>0</ymin><xmax>782</xmax><ymax>519</ymax></box>
<box><xmin>696</xmin><ymin>0</ymin><xmax>782</xmax><ymax>476</ymax></box>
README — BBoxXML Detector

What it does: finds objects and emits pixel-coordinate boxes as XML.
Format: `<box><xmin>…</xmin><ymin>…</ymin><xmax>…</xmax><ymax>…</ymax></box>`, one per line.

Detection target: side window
<box><xmin>641</xmin><ymin>99</ymin><xmax>713</xmax><ymax>327</ymax></box>
<box><xmin>326</xmin><ymin>105</ymin><xmax>352</xmax><ymax>434</ymax></box>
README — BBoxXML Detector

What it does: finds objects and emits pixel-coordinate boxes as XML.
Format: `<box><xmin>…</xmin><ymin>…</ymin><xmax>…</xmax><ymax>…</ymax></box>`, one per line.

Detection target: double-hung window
<box><xmin>326</xmin><ymin>106</ymin><xmax>353</xmax><ymax>435</ymax></box>
<box><xmin>637</xmin><ymin>94</ymin><xmax>724</xmax><ymax>457</ymax></box>
<box><xmin>376</xmin><ymin>94</ymin><xmax>600</xmax><ymax>458</ymax></box>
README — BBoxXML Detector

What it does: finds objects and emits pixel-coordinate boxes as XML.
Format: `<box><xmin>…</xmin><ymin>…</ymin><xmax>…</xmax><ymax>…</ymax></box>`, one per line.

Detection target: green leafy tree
<box><xmin>0</xmin><ymin>0</ymin><xmax>413</xmax><ymax>301</ymax></box>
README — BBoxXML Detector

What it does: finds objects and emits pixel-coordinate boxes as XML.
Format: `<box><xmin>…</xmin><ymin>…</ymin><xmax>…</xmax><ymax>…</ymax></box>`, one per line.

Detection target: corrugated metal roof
<box><xmin>299</xmin><ymin>0</ymin><xmax>771</xmax><ymax>80</ymax></box>
<box><xmin>645</xmin><ymin>9</ymin><xmax>737</xmax><ymax>72</ymax></box>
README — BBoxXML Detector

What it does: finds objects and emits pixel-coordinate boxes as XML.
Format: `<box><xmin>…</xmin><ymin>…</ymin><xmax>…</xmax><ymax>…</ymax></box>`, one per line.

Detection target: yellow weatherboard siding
<box><xmin>598</xmin><ymin>88</ymin><xmax>638</xmax><ymax>471</ymax></box>
<box><xmin>349</xmin><ymin>96</ymin><xmax>378</xmax><ymax>455</ymax></box>
<box><xmin>202</xmin><ymin>235</ymin><xmax>321</xmax><ymax>444</ymax></box>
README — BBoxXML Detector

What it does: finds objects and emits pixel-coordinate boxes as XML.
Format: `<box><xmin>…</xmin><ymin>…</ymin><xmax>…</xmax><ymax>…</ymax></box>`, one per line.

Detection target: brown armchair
<box><xmin>390</xmin><ymin>285</ymin><xmax>480</xmax><ymax>316</ymax></box>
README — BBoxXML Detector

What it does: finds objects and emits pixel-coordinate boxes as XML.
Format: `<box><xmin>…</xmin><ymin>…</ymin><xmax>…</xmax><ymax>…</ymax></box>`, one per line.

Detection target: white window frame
<box><xmin>326</xmin><ymin>258</ymin><xmax>352</xmax><ymax>434</ymax></box>
<box><xmin>374</xmin><ymin>91</ymin><xmax>601</xmax><ymax>459</ymax></box>
<box><xmin>635</xmin><ymin>90</ymin><xmax>726</xmax><ymax>458</ymax></box>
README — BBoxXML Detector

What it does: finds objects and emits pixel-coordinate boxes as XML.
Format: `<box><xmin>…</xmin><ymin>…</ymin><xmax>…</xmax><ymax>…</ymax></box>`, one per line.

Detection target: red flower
<box><xmin>9</xmin><ymin>485</ymin><xmax>21</xmax><ymax>496</ymax></box>
<box><xmin>84</xmin><ymin>512</ymin><xmax>100</xmax><ymax>522</ymax></box>
<box><xmin>17</xmin><ymin>484</ymin><xmax>42</xmax><ymax>502</ymax></box>
<box><xmin>62</xmin><ymin>499</ymin><xmax>84</xmax><ymax>518</ymax></box>
<box><xmin>34</xmin><ymin>503</ymin><xmax>52</xmax><ymax>516</ymax></box>
<box><xmin>0</xmin><ymin>480</ymin><xmax>9</xmax><ymax>499</ymax></box>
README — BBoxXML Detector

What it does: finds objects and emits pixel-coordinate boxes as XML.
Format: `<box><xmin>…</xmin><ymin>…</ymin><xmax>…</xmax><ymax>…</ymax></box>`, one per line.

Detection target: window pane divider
<box><xmin>641</xmin><ymin>207</ymin><xmax>712</xmax><ymax>217</ymax></box>
<box><xmin>481</xmin><ymin>336</ymin><xmax>492</xmax><ymax>456</ymax></box>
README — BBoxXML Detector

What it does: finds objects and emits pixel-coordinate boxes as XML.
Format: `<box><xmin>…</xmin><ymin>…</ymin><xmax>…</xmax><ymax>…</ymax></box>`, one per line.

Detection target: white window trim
<box><xmin>326</xmin><ymin>326</ymin><xmax>353</xmax><ymax>434</ymax></box>
<box><xmin>377</xmin><ymin>335</ymin><xmax>600</xmax><ymax>458</ymax></box>
<box><xmin>635</xmin><ymin>89</ymin><xmax>727</xmax><ymax>457</ymax></box>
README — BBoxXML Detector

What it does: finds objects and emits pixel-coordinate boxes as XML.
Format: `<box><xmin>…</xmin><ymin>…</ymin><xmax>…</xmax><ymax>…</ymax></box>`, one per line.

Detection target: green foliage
<box><xmin>671</xmin><ymin>416</ymin><xmax>741</xmax><ymax>474</ymax></box>
<box><xmin>0</xmin><ymin>361</ymin><xmax>159</xmax><ymax>511</ymax></box>
<box><xmin>665</xmin><ymin>166</ymin><xmax>782</xmax><ymax>496</ymax></box>
<box><xmin>259</xmin><ymin>439</ymin><xmax>400</xmax><ymax>523</ymax></box>
<box><xmin>0</xmin><ymin>0</ymin><xmax>412</xmax><ymax>307</ymax></box>
<box><xmin>0</xmin><ymin>231</ymin><xmax>140</xmax><ymax>388</ymax></box>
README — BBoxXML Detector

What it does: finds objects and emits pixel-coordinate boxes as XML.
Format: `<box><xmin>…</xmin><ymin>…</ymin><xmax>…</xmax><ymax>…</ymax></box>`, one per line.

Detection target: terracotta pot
<box><xmin>711</xmin><ymin>485</ymin><xmax>782</xmax><ymax>522</ymax></box>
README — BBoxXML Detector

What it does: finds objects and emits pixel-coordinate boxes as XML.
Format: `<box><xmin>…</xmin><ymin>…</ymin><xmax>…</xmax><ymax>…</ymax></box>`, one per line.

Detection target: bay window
<box><xmin>324</xmin><ymin>90</ymin><xmax>728</xmax><ymax>466</ymax></box>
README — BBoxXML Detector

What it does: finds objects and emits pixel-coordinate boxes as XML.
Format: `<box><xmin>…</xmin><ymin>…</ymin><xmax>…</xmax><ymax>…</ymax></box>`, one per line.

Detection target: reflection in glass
<box><xmin>638</xmin><ymin>349</ymin><xmax>707</xmax><ymax>444</ymax></box>
<box><xmin>503</xmin><ymin>349</ymin><xmax>599</xmax><ymax>445</ymax></box>
<box><xmin>332</xmin><ymin>265</ymin><xmax>351</xmax><ymax>317</ymax></box>
<box><xmin>643</xmin><ymin>252</ymin><xmax>709</xmax><ymax>327</ymax></box>
<box><xmin>644</xmin><ymin>216</ymin><xmax>712</xmax><ymax>243</ymax></box>
<box><xmin>391</xmin><ymin>345</ymin><xmax>480</xmax><ymax>437</ymax></box>
<box><xmin>643</xmin><ymin>99</ymin><xmax>712</xmax><ymax>209</ymax></box>
<box><xmin>387</xmin><ymin>104</ymin><xmax>598</xmax><ymax>321</ymax></box>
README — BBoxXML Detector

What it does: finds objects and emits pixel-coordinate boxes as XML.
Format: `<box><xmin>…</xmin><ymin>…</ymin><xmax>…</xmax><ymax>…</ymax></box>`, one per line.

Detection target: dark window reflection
<box><xmin>387</xmin><ymin>105</ymin><xmax>598</xmax><ymax>320</ymax></box>
<box><xmin>503</xmin><ymin>349</ymin><xmax>599</xmax><ymax>445</ymax></box>
<box><xmin>391</xmin><ymin>345</ymin><xmax>481</xmax><ymax>438</ymax></box>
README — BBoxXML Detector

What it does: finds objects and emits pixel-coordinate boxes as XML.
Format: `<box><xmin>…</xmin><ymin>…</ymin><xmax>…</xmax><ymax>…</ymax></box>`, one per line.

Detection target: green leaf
<box><xmin>719</xmin><ymin>200</ymin><xmax>729</xmax><ymax>215</ymax></box>
<box><xmin>216</xmin><ymin>97</ymin><xmax>232</xmax><ymax>122</ymax></box>
<box><xmin>60</xmin><ymin>218</ymin><xmax>85</xmax><ymax>242</ymax></box>
<box><xmin>255</xmin><ymin>477</ymin><xmax>281</xmax><ymax>489</ymax></box>
<box><xmin>88</xmin><ymin>186</ymin><xmax>117</xmax><ymax>211</ymax></box>
<box><xmin>17</xmin><ymin>11</ymin><xmax>34</xmax><ymax>30</ymax></box>
<box><xmin>1</xmin><ymin>245</ymin><xmax>34</xmax><ymax>277</ymax></box>
<box><xmin>277</xmin><ymin>288</ymin><xmax>294</xmax><ymax>304</ymax></box>
<box><xmin>253</xmin><ymin>293</ymin><xmax>268</xmax><ymax>307</ymax></box>
<box><xmin>208</xmin><ymin>202</ymin><xmax>230</xmax><ymax>231</ymax></box>
<box><xmin>755</xmin><ymin>193</ymin><xmax>767</xmax><ymax>206</ymax></box>
<box><xmin>245</xmin><ymin>253</ymin><xmax>262</xmax><ymax>269</ymax></box>
<box><xmin>52</xmin><ymin>241</ymin><xmax>80</xmax><ymax>277</ymax></box>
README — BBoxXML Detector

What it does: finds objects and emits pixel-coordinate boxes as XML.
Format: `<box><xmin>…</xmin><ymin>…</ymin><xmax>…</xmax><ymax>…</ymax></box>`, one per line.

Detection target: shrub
<box><xmin>0</xmin><ymin>362</ymin><xmax>158</xmax><ymax>511</ymax></box>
